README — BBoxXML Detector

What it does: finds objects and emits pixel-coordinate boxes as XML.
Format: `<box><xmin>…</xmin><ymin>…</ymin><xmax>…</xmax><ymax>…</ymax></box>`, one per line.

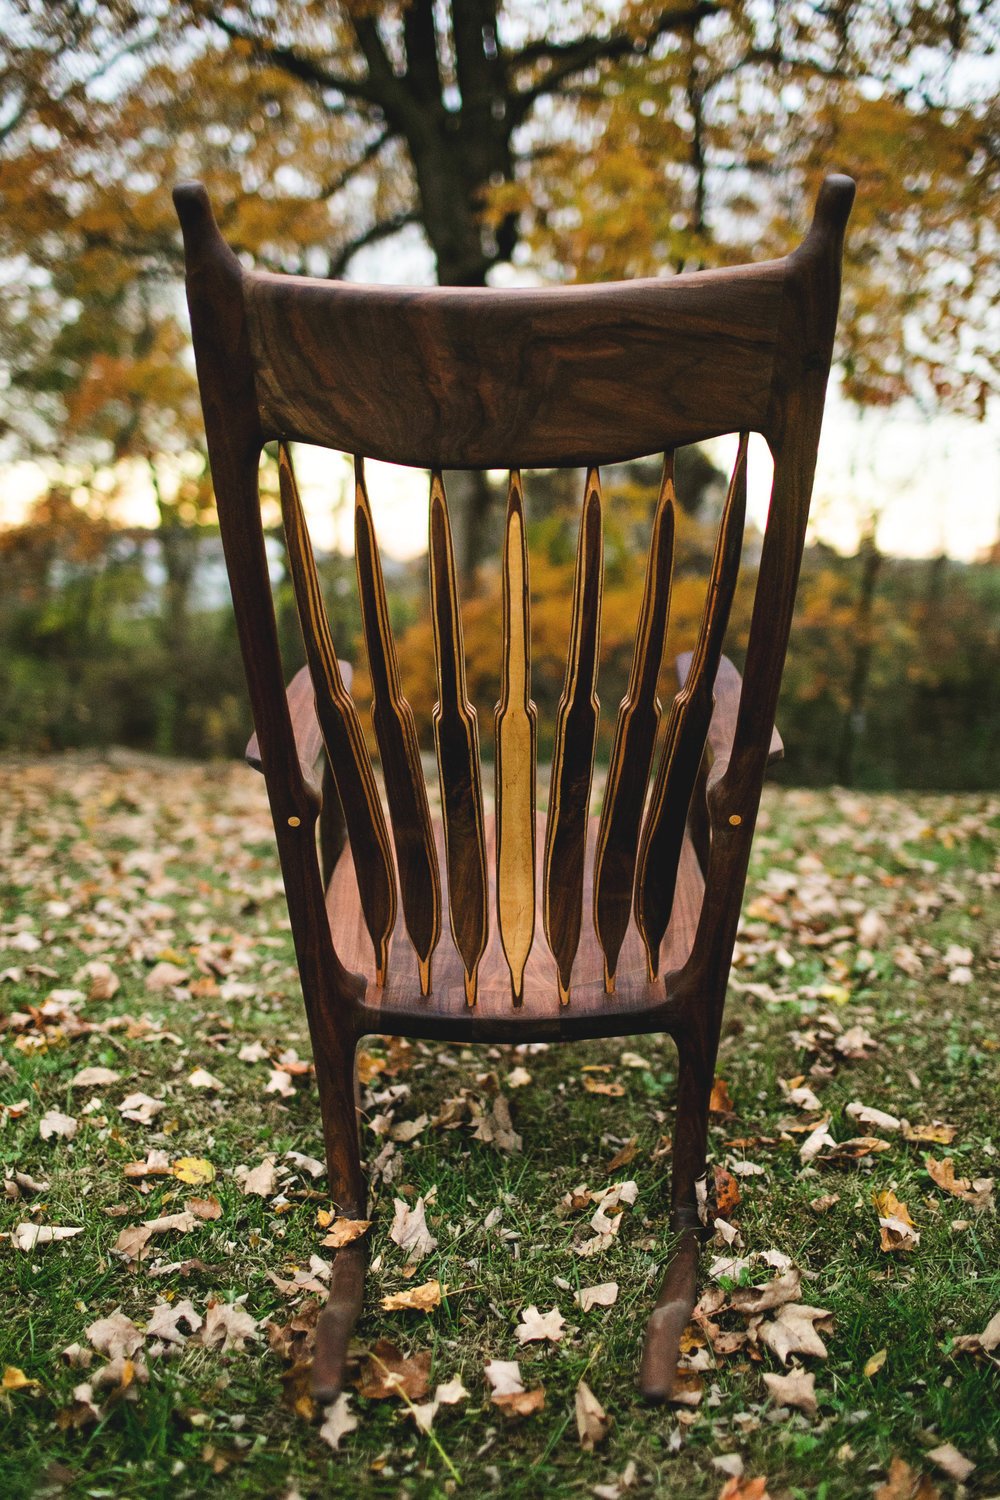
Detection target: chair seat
<box><xmin>327</xmin><ymin>811</ymin><xmax>704</xmax><ymax>1040</ymax></box>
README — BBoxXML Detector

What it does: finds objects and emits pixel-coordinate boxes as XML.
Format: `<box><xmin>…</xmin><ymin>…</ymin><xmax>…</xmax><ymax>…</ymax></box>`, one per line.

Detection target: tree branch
<box><xmin>205</xmin><ymin>8</ymin><xmax>379</xmax><ymax>106</ymax></box>
<box><xmin>327</xmin><ymin>212</ymin><xmax>422</xmax><ymax>278</ymax></box>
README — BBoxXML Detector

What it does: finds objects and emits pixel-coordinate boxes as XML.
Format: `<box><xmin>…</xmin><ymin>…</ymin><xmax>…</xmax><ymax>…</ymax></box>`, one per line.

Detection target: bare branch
<box><xmin>327</xmin><ymin>212</ymin><xmax>422</xmax><ymax>278</ymax></box>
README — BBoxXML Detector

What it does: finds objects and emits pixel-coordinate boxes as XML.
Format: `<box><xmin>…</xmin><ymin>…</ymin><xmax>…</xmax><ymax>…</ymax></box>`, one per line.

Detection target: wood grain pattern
<box><xmin>494</xmin><ymin>472</ymin><xmax>537</xmax><ymax>1006</ymax></box>
<box><xmin>278</xmin><ymin>441</ymin><xmax>397</xmax><ymax>983</ymax></box>
<box><xmin>543</xmin><ymin>470</ymin><xmax>603</xmax><ymax>1005</ymax></box>
<box><xmin>593</xmin><ymin>455</ymin><xmax>676</xmax><ymax>991</ymax></box>
<box><xmin>429</xmin><ymin>471</ymin><xmax>488</xmax><ymax>1007</ymax></box>
<box><xmin>328</xmin><ymin>812</ymin><xmax>704</xmax><ymax>1041</ymax></box>
<box><xmin>635</xmin><ymin>433</ymin><xmax>749</xmax><ymax>978</ymax></box>
<box><xmin>243</xmin><ymin>260</ymin><xmax>786</xmax><ymax>467</ymax></box>
<box><xmin>354</xmin><ymin>458</ymin><xmax>441</xmax><ymax>996</ymax></box>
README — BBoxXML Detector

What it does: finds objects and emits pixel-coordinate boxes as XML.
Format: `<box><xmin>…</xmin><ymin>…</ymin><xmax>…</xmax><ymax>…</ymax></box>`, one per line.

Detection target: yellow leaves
<box><xmin>874</xmin><ymin>1190</ymin><xmax>919</xmax><ymax>1252</ymax></box>
<box><xmin>709</xmin><ymin>1077</ymin><xmax>735</xmax><ymax>1115</ymax></box>
<box><xmin>924</xmin><ymin>1155</ymin><xmax>995</xmax><ymax>1209</ymax></box>
<box><xmin>381</xmin><ymin>1280</ymin><xmax>443</xmax><ymax>1313</ymax></box>
<box><xmin>3</xmin><ymin>1366</ymin><xmax>42</xmax><ymax>1394</ymax></box>
<box><xmin>864</xmin><ymin>1348</ymin><xmax>888</xmax><ymax>1378</ymax></box>
<box><xmin>172</xmin><ymin>1157</ymin><xmax>216</xmax><ymax>1187</ymax></box>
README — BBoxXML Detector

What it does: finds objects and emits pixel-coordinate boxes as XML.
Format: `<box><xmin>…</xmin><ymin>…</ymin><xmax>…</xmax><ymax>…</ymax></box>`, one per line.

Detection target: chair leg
<box><xmin>310</xmin><ymin>1029</ymin><xmax>369</xmax><ymax>1402</ymax></box>
<box><xmin>638</xmin><ymin>1032</ymin><xmax>714</xmax><ymax>1402</ymax></box>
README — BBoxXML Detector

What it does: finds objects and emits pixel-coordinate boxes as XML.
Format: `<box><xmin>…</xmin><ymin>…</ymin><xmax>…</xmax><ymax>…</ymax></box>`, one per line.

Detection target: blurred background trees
<box><xmin>1</xmin><ymin>1</ymin><xmax>998</xmax><ymax>784</ymax></box>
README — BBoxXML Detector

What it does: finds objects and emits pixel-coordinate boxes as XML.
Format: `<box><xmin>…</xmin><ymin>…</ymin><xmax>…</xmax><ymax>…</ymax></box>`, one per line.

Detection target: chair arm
<box><xmin>246</xmin><ymin>661</ymin><xmax>353</xmax><ymax>788</ymax></box>
<box><xmin>675</xmin><ymin>651</ymin><xmax>783</xmax><ymax>770</ymax></box>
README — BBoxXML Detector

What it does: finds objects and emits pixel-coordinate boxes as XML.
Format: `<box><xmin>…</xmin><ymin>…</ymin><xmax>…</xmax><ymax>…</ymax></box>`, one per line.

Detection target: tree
<box><xmin>2</xmin><ymin>1</ymin><xmax>998</xmax><ymax>575</ymax></box>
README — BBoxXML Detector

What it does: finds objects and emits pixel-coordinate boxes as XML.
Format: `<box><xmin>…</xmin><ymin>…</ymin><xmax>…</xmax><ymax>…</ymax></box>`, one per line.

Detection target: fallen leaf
<box><xmin>284</xmin><ymin>1150</ymin><xmax>325</xmax><ymax>1179</ymax></box>
<box><xmin>86</xmin><ymin>1310</ymin><xmax>144</xmax><ymax>1360</ymax></box>
<box><xmin>123</xmin><ymin>1149</ymin><xmax>171</xmax><ymax>1178</ymax></box>
<box><xmin>846</xmin><ymin>1101</ymin><xmax>901</xmax><ymax>1132</ymax></box>
<box><xmin>265</xmin><ymin>1068</ymin><xmax>295</xmax><ymax>1097</ymax></box>
<box><xmin>185</xmin><ymin>1196</ymin><xmax>222</xmax><ymax>1221</ymax></box>
<box><xmin>118</xmin><ymin>1092</ymin><xmax>166</xmax><ymax>1125</ymax></box>
<box><xmin>875</xmin><ymin>1190</ymin><xmax>919</xmax><ymax>1252</ymax></box>
<box><xmin>470</xmin><ymin>1092</ymin><xmax>522</xmax><ymax>1152</ymax></box>
<box><xmin>484</xmin><ymin>1358</ymin><xmax>524</xmax><ymax>1396</ymax></box>
<box><xmin>731</xmin><ymin>1270</ymin><xmax>802</xmax><ymax>1315</ymax></box>
<box><xmin>925</xmin><ymin>1155</ymin><xmax>994</xmax><ymax>1209</ymax></box>
<box><xmin>237</xmin><ymin>1040</ymin><xmax>270</xmax><ymax>1063</ymax></box>
<box><xmin>901</xmin><ymin>1120</ymin><xmax>956</xmax><ymax>1145</ymax></box>
<box><xmin>874</xmin><ymin>1456</ymin><xmax>940</xmax><ymax>1500</ymax></box>
<box><xmin>115</xmin><ymin>1210</ymin><xmax>198</xmax><ymax>1262</ymax></box>
<box><xmin>240</xmin><ymin>1156</ymin><xmax>279</xmax><ymax>1198</ymax></box>
<box><xmin>755</xmin><ymin>1303</ymin><xmax>832</xmax><ymax>1364</ymax></box>
<box><xmin>834</xmin><ymin>1024</ymin><xmax>878</xmax><ymax>1058</ymax></box>
<box><xmin>83</xmin><ymin>961</ymin><xmax>119</xmax><ymax>1002</ymax></box>
<box><xmin>39</xmin><ymin>1109</ymin><xmax>78</xmax><ymax>1141</ymax></box>
<box><xmin>145</xmin><ymin>1299</ymin><xmax>203</xmax><ymax>1348</ymax></box>
<box><xmin>199</xmin><ymin>1300</ymin><xmax>259</xmax><ymax>1351</ymax></box>
<box><xmin>762</xmin><ymin>1367</ymin><xmax>817</xmax><ymax>1415</ymax></box>
<box><xmin>318</xmin><ymin>1392</ymin><xmax>357</xmax><ymax>1450</ymax></box>
<box><xmin>926</xmin><ymin>1443</ymin><xmax>974</xmax><ymax>1484</ymax></box>
<box><xmin>11</xmin><ymin>1223</ymin><xmax>83</xmax><ymax>1250</ymax></box>
<box><xmin>864</xmin><ymin>1348</ymin><xmax>888</xmax><ymax>1377</ymax></box>
<box><xmin>321</xmin><ymin>1217</ymin><xmax>371</xmax><ymax>1249</ymax></box>
<box><xmin>507</xmin><ymin>1066</ymin><xmax>532</xmax><ymax>1088</ymax></box>
<box><xmin>709</xmin><ymin>1077</ymin><xmax>735</xmax><ymax>1115</ymax></box>
<box><xmin>172</xmin><ymin>1157</ymin><xmax>216</xmax><ymax>1186</ymax></box>
<box><xmin>146</xmin><ymin>960</ymin><xmax>188</xmax><ymax>990</ymax></box>
<box><xmin>718</xmin><ymin>1479</ymin><xmax>772</xmax><ymax>1500</ymax></box>
<box><xmin>381</xmin><ymin>1279</ymin><xmax>442</xmax><ymax>1312</ymax></box>
<box><xmin>950</xmin><ymin>1308</ymin><xmax>1000</xmax><ymax>1364</ymax></box>
<box><xmin>516</xmin><ymin>1304</ymin><xmax>566</xmax><ymax>1344</ymax></box>
<box><xmin>187</xmin><ymin>1067</ymin><xmax>223</xmax><ymax>1091</ymax></box>
<box><xmin>714</xmin><ymin>1165</ymin><xmax>742</xmax><ymax>1218</ymax></box>
<box><xmin>2</xmin><ymin>1365</ymin><xmax>42</xmax><ymax>1393</ymax></box>
<box><xmin>389</xmin><ymin>1196</ymin><xmax>437</xmax><ymax>1262</ymax></box>
<box><xmin>575</xmin><ymin>1283</ymin><xmax>619</xmax><ymax>1312</ymax></box>
<box><xmin>809</xmin><ymin>1193</ymin><xmax>840</xmax><ymax>1213</ymax></box>
<box><xmin>583</xmin><ymin>1075</ymin><xmax>625</xmax><ymax>1096</ymax></box>
<box><xmin>356</xmin><ymin>1339</ymin><xmax>431</xmax><ymax>1400</ymax></box>
<box><xmin>70</xmin><ymin>1067</ymin><xmax>120</xmax><ymax>1088</ymax></box>
<box><xmin>575</xmin><ymin>1379</ymin><xmax>611</xmax><ymax>1449</ymax></box>
<box><xmin>605</xmin><ymin>1138</ymin><xmax>638</xmax><ymax>1173</ymax></box>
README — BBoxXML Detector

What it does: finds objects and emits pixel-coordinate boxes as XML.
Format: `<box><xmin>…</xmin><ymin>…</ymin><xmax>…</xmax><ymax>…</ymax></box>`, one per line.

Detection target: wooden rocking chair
<box><xmin>174</xmin><ymin>174</ymin><xmax>854</xmax><ymax>1403</ymax></box>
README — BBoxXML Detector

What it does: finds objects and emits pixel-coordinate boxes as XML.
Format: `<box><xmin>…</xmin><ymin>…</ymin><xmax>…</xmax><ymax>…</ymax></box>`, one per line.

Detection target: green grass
<box><xmin>1</xmin><ymin>758</ymin><xmax>998</xmax><ymax>1498</ymax></box>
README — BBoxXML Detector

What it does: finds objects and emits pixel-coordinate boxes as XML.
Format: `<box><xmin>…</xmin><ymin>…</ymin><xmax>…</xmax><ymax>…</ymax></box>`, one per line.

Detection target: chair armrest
<box><xmin>246</xmin><ymin>661</ymin><xmax>353</xmax><ymax>783</ymax></box>
<box><xmin>675</xmin><ymin>651</ymin><xmax>783</xmax><ymax>769</ymax></box>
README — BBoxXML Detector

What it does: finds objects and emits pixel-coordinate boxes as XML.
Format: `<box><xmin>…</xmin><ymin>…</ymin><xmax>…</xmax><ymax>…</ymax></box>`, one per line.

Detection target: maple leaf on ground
<box><xmin>709</xmin><ymin>1077</ymin><xmax>735</xmax><ymax>1115</ymax></box>
<box><xmin>238</xmin><ymin>1157</ymin><xmax>280</xmax><ymax>1198</ymax></box>
<box><xmin>145</xmin><ymin>1299</ymin><xmax>202</xmax><ymax>1349</ymax></box>
<box><xmin>714</xmin><ymin>1165</ymin><xmax>742</xmax><ymax>1217</ymax></box>
<box><xmin>405</xmin><ymin>1374</ymin><xmax>470</xmax><ymax>1433</ymax></box>
<box><xmin>951</xmin><ymin>1307</ymin><xmax>1000</xmax><ymax>1365</ymax></box>
<box><xmin>926</xmin><ymin>1443</ymin><xmax>974</xmax><ymax>1484</ymax></box>
<box><xmin>516</xmin><ymin>1304</ymin><xmax>565</xmax><ymax>1344</ymax></box>
<box><xmin>381</xmin><ymin>1279</ymin><xmax>442</xmax><ymax>1312</ymax></box>
<box><xmin>86</xmin><ymin>1311</ymin><xmax>143</xmax><ymax>1360</ymax></box>
<box><xmin>146</xmin><ymin>961</ymin><xmax>188</xmax><ymax>991</ymax></box>
<box><xmin>198</xmin><ymin>1300</ymin><xmax>259</xmax><ymax>1352</ymax></box>
<box><xmin>762</xmin><ymin>1367</ymin><xmax>818</xmax><ymax>1416</ymax></box>
<box><xmin>172</xmin><ymin>1157</ymin><xmax>215</xmax><ymax>1186</ymax></box>
<box><xmin>874</xmin><ymin>1456</ymin><xmax>941</xmax><ymax>1500</ymax></box>
<box><xmin>321</xmin><ymin>1217</ymin><xmax>371</xmax><ymax>1249</ymax></box>
<box><xmin>754</xmin><ymin>1304</ymin><xmax>833</xmax><ymax>1364</ymax></box>
<box><xmin>575</xmin><ymin>1379</ymin><xmax>611</xmax><ymax>1449</ymax></box>
<box><xmin>718</xmin><ymin>1479</ymin><xmax>772</xmax><ymax>1500</ymax></box>
<box><xmin>114</xmin><ymin>1210</ymin><xmax>198</xmax><ymax>1263</ymax></box>
<box><xmin>187</xmin><ymin>1067</ymin><xmax>223</xmax><ymax>1091</ymax></box>
<box><xmin>318</xmin><ymin>1393</ymin><xmax>357</xmax><ymax>1451</ymax></box>
<box><xmin>265</xmin><ymin>1068</ymin><xmax>295</xmax><ymax>1097</ymax></box>
<box><xmin>389</xmin><ymin>1196</ymin><xmax>437</xmax><ymax>1262</ymax></box>
<box><xmin>925</xmin><ymin>1155</ymin><xmax>994</xmax><ymax>1209</ymax></box>
<box><xmin>730</xmin><ymin>1270</ymin><xmax>802</xmax><ymax>1315</ymax></box>
<box><xmin>355</xmin><ymin>1339</ymin><xmax>431</xmax><ymax>1401</ymax></box>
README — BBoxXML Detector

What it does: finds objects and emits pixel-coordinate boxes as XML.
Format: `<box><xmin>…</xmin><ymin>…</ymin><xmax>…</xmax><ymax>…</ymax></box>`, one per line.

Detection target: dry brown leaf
<box><xmin>901</xmin><ymin>1120</ymin><xmax>956</xmax><ymax>1145</ymax></box>
<box><xmin>470</xmin><ymin>1093</ymin><xmax>522</xmax><ymax>1152</ymax></box>
<box><xmin>484</xmin><ymin>1358</ymin><xmax>524</xmax><ymax>1396</ymax></box>
<box><xmin>583</xmin><ymin>1075</ymin><xmax>625</xmax><ymax>1097</ymax></box>
<box><xmin>874</xmin><ymin>1456</ymin><xmax>940</xmax><ymax>1500</ymax></box>
<box><xmin>319</xmin><ymin>1392</ymin><xmax>357</xmax><ymax>1450</ymax></box>
<box><xmin>762</xmin><ymin>1367</ymin><xmax>817</xmax><ymax>1416</ymax></box>
<box><xmin>118</xmin><ymin>1092</ymin><xmax>166</xmax><ymax>1125</ymax></box>
<box><xmin>199</xmin><ymin>1300</ymin><xmax>259</xmax><ymax>1351</ymax></box>
<box><xmin>381</xmin><ymin>1279</ymin><xmax>443</xmax><ymax>1312</ymax></box>
<box><xmin>389</xmin><ymin>1197</ymin><xmax>437</xmax><ymax>1261</ymax></box>
<box><xmin>321</xmin><ymin>1217</ymin><xmax>371</xmax><ymax>1249</ymax></box>
<box><xmin>492</xmin><ymin>1386</ymin><xmax>546</xmax><ymax>1418</ymax></box>
<box><xmin>730</xmin><ymin>1270</ymin><xmax>802</xmax><ymax>1315</ymax></box>
<box><xmin>187</xmin><ymin>1067</ymin><xmax>222</xmax><ymax>1091</ymax></box>
<box><xmin>605</xmin><ymin>1138</ymin><xmax>638</xmax><ymax>1173</ymax></box>
<box><xmin>146</xmin><ymin>961</ymin><xmax>188</xmax><ymax>991</ymax></box>
<box><xmin>714</xmin><ymin>1165</ymin><xmax>742</xmax><ymax>1218</ymax></box>
<box><xmin>356</xmin><ymin>1339</ymin><xmax>431</xmax><ymax>1401</ymax></box>
<box><xmin>575</xmin><ymin>1379</ymin><xmax>611</xmax><ymax>1449</ymax></box>
<box><xmin>123</xmin><ymin>1150</ymin><xmax>171</xmax><ymax>1179</ymax></box>
<box><xmin>718</xmin><ymin>1479</ymin><xmax>771</xmax><ymax>1500</ymax></box>
<box><xmin>70</xmin><ymin>1067</ymin><xmax>120</xmax><ymax>1089</ymax></box>
<box><xmin>864</xmin><ymin>1348</ymin><xmax>888</xmax><ymax>1377</ymax></box>
<box><xmin>846</xmin><ymin>1101</ymin><xmax>901</xmax><ymax>1132</ymax></box>
<box><xmin>115</xmin><ymin>1210</ymin><xmax>198</xmax><ymax>1263</ymax></box>
<box><xmin>86</xmin><ymin>1311</ymin><xmax>143</xmax><ymax>1360</ymax></box>
<box><xmin>755</xmin><ymin>1304</ymin><xmax>833</xmax><ymax>1364</ymax></box>
<box><xmin>11</xmin><ymin>1223</ymin><xmax>83</xmax><ymax>1251</ymax></box>
<box><xmin>39</xmin><ymin>1109</ymin><xmax>78</xmax><ymax>1141</ymax></box>
<box><xmin>575</xmin><ymin>1283</ymin><xmax>619</xmax><ymax>1312</ymax></box>
<box><xmin>950</xmin><ymin>1308</ymin><xmax>1000</xmax><ymax>1364</ymax></box>
<box><xmin>516</xmin><ymin>1304</ymin><xmax>565</xmax><ymax>1344</ymax></box>
<box><xmin>875</xmin><ymin>1190</ymin><xmax>919</xmax><ymax>1252</ymax></box>
<box><xmin>709</xmin><ymin>1077</ymin><xmax>735</xmax><ymax>1115</ymax></box>
<box><xmin>185</xmin><ymin>1196</ymin><xmax>222</xmax><ymax>1221</ymax></box>
<box><xmin>240</xmin><ymin>1157</ymin><xmax>279</xmax><ymax>1198</ymax></box>
<box><xmin>926</xmin><ymin>1442</ymin><xmax>974</xmax><ymax>1483</ymax></box>
<box><xmin>925</xmin><ymin>1155</ymin><xmax>994</xmax><ymax>1209</ymax></box>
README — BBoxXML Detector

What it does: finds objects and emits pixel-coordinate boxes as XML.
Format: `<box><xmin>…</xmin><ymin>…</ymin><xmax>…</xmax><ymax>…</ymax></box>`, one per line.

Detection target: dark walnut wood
<box><xmin>543</xmin><ymin>470</ymin><xmax>604</xmax><ymax>1005</ymax></box>
<box><xmin>429</xmin><ymin>471</ymin><xmax>489</xmax><ymax>1007</ymax></box>
<box><xmin>593</xmin><ymin>455</ymin><xmax>676</xmax><ymax>991</ymax></box>
<box><xmin>175</xmin><ymin>171</ymin><xmax>855</xmax><ymax>1405</ymax></box>
<box><xmin>354</xmin><ymin>458</ymin><xmax>441</xmax><ymax>996</ymax></box>
<box><xmin>494</xmin><ymin>472</ymin><xmax>537</xmax><ymax>1006</ymax></box>
<box><xmin>635</xmin><ymin>434</ymin><xmax>748</xmax><ymax>978</ymax></box>
<box><xmin>277</xmin><ymin>443</ymin><xmax>397</xmax><ymax>983</ymax></box>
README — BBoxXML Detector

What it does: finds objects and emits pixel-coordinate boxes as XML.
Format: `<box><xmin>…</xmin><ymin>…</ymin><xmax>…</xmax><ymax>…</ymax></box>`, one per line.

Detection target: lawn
<box><xmin>1</xmin><ymin>756</ymin><xmax>997</xmax><ymax>1499</ymax></box>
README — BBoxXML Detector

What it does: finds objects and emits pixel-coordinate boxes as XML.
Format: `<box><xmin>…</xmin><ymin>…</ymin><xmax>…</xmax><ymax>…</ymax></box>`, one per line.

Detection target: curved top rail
<box><xmin>173</xmin><ymin>176</ymin><xmax>854</xmax><ymax>470</ymax></box>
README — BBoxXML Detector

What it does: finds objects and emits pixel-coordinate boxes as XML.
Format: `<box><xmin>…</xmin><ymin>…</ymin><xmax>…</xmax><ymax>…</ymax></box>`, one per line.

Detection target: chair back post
<box><xmin>675</xmin><ymin>175</ymin><xmax>856</xmax><ymax>1017</ymax></box>
<box><xmin>173</xmin><ymin>188</ymin><xmax>362</xmax><ymax>1124</ymax></box>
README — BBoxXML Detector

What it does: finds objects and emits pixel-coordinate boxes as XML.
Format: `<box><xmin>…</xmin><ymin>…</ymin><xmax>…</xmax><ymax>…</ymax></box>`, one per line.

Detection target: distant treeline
<box><xmin>2</xmin><ymin>476</ymin><xmax>997</xmax><ymax>790</ymax></box>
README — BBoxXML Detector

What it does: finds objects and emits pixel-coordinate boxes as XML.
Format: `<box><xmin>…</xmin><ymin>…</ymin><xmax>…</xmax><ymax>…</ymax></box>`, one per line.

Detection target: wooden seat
<box><xmin>175</xmin><ymin>172</ymin><xmax>854</xmax><ymax>1407</ymax></box>
<box><xmin>333</xmin><ymin>812</ymin><xmax>704</xmax><ymax>1041</ymax></box>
